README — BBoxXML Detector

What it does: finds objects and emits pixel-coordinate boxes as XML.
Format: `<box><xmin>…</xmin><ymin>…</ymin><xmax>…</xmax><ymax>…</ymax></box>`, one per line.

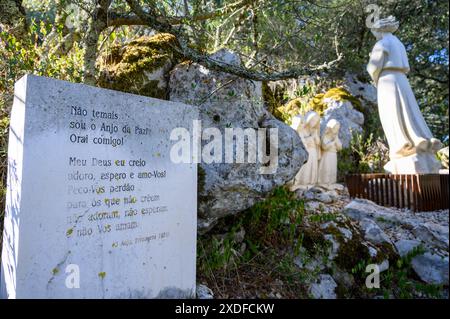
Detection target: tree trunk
<box><xmin>83</xmin><ymin>0</ymin><xmax>111</xmax><ymax>85</ymax></box>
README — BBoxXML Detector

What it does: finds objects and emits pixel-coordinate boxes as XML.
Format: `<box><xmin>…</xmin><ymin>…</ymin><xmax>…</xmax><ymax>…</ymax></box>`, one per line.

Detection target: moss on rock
<box><xmin>308</xmin><ymin>87</ymin><xmax>363</xmax><ymax>114</ymax></box>
<box><xmin>262</xmin><ymin>81</ymin><xmax>282</xmax><ymax>118</ymax></box>
<box><xmin>324</xmin><ymin>219</ymin><xmax>396</xmax><ymax>276</ymax></box>
<box><xmin>98</xmin><ymin>33</ymin><xmax>179</xmax><ymax>99</ymax></box>
<box><xmin>300</xmin><ymin>226</ymin><xmax>328</xmax><ymax>253</ymax></box>
<box><xmin>274</xmin><ymin>97</ymin><xmax>303</xmax><ymax>124</ymax></box>
<box><xmin>333</xmin><ymin>230</ymin><xmax>371</xmax><ymax>272</ymax></box>
<box><xmin>275</xmin><ymin>87</ymin><xmax>363</xmax><ymax>123</ymax></box>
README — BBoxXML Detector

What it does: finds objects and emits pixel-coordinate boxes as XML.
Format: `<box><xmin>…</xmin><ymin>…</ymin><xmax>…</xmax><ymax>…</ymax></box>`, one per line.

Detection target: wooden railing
<box><xmin>346</xmin><ymin>173</ymin><xmax>449</xmax><ymax>212</ymax></box>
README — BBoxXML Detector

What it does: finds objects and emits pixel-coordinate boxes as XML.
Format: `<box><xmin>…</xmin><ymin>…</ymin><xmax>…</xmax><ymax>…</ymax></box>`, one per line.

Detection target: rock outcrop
<box><xmin>97</xmin><ymin>38</ymin><xmax>307</xmax><ymax>232</ymax></box>
<box><xmin>320</xmin><ymin>98</ymin><xmax>364</xmax><ymax>148</ymax></box>
<box><xmin>98</xmin><ymin>33</ymin><xmax>179</xmax><ymax>99</ymax></box>
<box><xmin>290</xmin><ymin>189</ymin><xmax>448</xmax><ymax>298</ymax></box>
<box><xmin>169</xmin><ymin>50</ymin><xmax>307</xmax><ymax>231</ymax></box>
<box><xmin>196</xmin><ymin>284</ymin><xmax>214</xmax><ymax>299</ymax></box>
<box><xmin>342</xmin><ymin>73</ymin><xmax>377</xmax><ymax>106</ymax></box>
<box><xmin>309</xmin><ymin>274</ymin><xmax>338</xmax><ymax>299</ymax></box>
<box><xmin>266</xmin><ymin>75</ymin><xmax>366</xmax><ymax>149</ymax></box>
<box><xmin>344</xmin><ymin>199</ymin><xmax>449</xmax><ymax>286</ymax></box>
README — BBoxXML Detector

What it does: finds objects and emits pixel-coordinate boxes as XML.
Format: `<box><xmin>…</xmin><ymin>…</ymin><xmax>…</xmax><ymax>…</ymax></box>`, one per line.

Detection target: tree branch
<box><xmin>107</xmin><ymin>12</ymin><xmax>144</xmax><ymax>26</ymax></box>
<box><xmin>108</xmin><ymin>0</ymin><xmax>251</xmax><ymax>27</ymax></box>
<box><xmin>413</xmin><ymin>70</ymin><xmax>447</xmax><ymax>84</ymax></box>
<box><xmin>125</xmin><ymin>0</ymin><xmax>343</xmax><ymax>81</ymax></box>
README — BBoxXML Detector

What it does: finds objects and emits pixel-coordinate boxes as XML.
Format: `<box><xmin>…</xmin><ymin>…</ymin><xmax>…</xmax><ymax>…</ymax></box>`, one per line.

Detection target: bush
<box><xmin>0</xmin><ymin>19</ymin><xmax>84</xmax><ymax>243</ymax></box>
<box><xmin>337</xmin><ymin>133</ymin><xmax>389</xmax><ymax>180</ymax></box>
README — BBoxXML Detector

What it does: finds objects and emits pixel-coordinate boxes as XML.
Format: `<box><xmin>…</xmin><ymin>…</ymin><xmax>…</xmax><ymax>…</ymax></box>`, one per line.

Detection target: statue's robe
<box><xmin>367</xmin><ymin>33</ymin><xmax>438</xmax><ymax>159</ymax></box>
<box><xmin>318</xmin><ymin>134</ymin><xmax>342</xmax><ymax>186</ymax></box>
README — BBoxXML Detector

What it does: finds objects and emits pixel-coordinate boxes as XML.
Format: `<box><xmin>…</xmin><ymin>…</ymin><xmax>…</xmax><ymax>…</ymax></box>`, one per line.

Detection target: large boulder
<box><xmin>342</xmin><ymin>73</ymin><xmax>377</xmax><ymax>106</ymax></box>
<box><xmin>359</xmin><ymin>218</ymin><xmax>393</xmax><ymax>246</ymax></box>
<box><xmin>395</xmin><ymin>239</ymin><xmax>449</xmax><ymax>285</ymax></box>
<box><xmin>309</xmin><ymin>274</ymin><xmax>337</xmax><ymax>299</ymax></box>
<box><xmin>169</xmin><ymin>50</ymin><xmax>306</xmax><ymax>231</ymax></box>
<box><xmin>266</xmin><ymin>75</ymin><xmax>365</xmax><ymax>148</ymax></box>
<box><xmin>344</xmin><ymin>199</ymin><xmax>449</xmax><ymax>286</ymax></box>
<box><xmin>96</xmin><ymin>39</ymin><xmax>307</xmax><ymax>232</ymax></box>
<box><xmin>293</xmin><ymin>194</ymin><xmax>448</xmax><ymax>297</ymax></box>
<box><xmin>320</xmin><ymin>97</ymin><xmax>364</xmax><ymax>149</ymax></box>
<box><xmin>97</xmin><ymin>33</ymin><xmax>179</xmax><ymax>99</ymax></box>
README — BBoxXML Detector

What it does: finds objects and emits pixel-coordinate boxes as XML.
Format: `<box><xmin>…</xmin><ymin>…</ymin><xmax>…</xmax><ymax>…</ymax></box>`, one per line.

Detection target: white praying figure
<box><xmin>318</xmin><ymin>119</ymin><xmax>342</xmax><ymax>189</ymax></box>
<box><xmin>290</xmin><ymin>111</ymin><xmax>321</xmax><ymax>190</ymax></box>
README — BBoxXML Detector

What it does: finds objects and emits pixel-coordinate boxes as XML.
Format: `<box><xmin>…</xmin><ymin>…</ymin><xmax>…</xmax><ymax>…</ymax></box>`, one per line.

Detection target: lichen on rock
<box><xmin>97</xmin><ymin>33</ymin><xmax>179</xmax><ymax>99</ymax></box>
<box><xmin>310</xmin><ymin>87</ymin><xmax>363</xmax><ymax>114</ymax></box>
<box><xmin>274</xmin><ymin>98</ymin><xmax>303</xmax><ymax>124</ymax></box>
<box><xmin>274</xmin><ymin>87</ymin><xmax>363</xmax><ymax>127</ymax></box>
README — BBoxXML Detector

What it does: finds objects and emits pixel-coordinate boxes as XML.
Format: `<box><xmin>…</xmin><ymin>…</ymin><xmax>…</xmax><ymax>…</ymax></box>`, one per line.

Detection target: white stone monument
<box><xmin>367</xmin><ymin>16</ymin><xmax>442</xmax><ymax>174</ymax></box>
<box><xmin>290</xmin><ymin>111</ymin><xmax>321</xmax><ymax>190</ymax></box>
<box><xmin>1</xmin><ymin>75</ymin><xmax>198</xmax><ymax>298</ymax></box>
<box><xmin>318</xmin><ymin>119</ymin><xmax>342</xmax><ymax>189</ymax></box>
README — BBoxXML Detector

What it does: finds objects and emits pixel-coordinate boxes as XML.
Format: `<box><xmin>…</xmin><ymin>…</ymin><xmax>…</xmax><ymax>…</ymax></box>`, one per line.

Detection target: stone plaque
<box><xmin>1</xmin><ymin>75</ymin><xmax>197</xmax><ymax>298</ymax></box>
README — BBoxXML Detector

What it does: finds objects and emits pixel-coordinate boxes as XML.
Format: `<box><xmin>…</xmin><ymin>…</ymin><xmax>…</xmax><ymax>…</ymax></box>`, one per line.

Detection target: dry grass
<box><xmin>197</xmin><ymin>241</ymin><xmax>310</xmax><ymax>299</ymax></box>
<box><xmin>196</xmin><ymin>187</ymin><xmax>312</xmax><ymax>299</ymax></box>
